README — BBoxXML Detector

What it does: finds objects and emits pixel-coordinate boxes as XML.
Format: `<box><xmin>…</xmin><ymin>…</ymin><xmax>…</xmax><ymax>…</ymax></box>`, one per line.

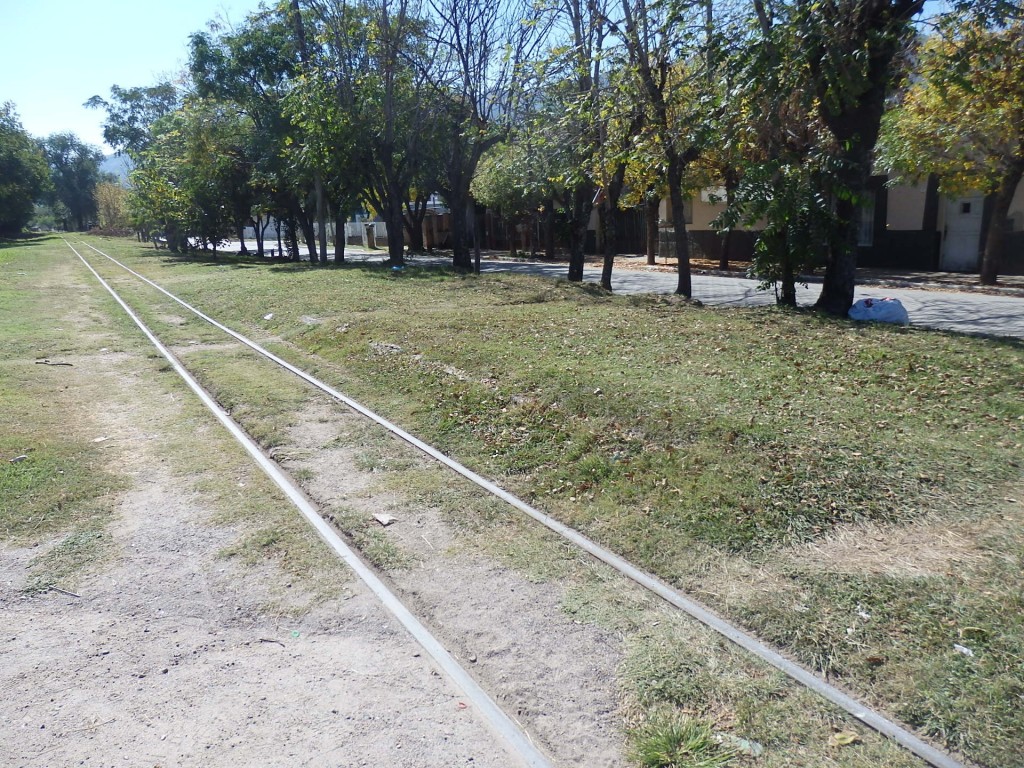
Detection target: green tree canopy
<box><xmin>41</xmin><ymin>132</ymin><xmax>104</xmax><ymax>231</ymax></box>
<box><xmin>880</xmin><ymin>17</ymin><xmax>1024</xmax><ymax>283</ymax></box>
<box><xmin>0</xmin><ymin>103</ymin><xmax>49</xmax><ymax>236</ymax></box>
<box><xmin>85</xmin><ymin>83</ymin><xmax>180</xmax><ymax>160</ymax></box>
<box><xmin>129</xmin><ymin>99</ymin><xmax>256</xmax><ymax>251</ymax></box>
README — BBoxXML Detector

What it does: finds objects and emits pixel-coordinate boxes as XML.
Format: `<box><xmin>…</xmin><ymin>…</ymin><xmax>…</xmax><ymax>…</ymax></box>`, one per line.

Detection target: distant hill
<box><xmin>100</xmin><ymin>154</ymin><xmax>132</xmax><ymax>184</ymax></box>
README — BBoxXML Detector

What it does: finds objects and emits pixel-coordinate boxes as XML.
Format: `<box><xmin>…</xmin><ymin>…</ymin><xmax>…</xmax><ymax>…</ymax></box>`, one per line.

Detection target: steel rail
<box><xmin>66</xmin><ymin>240</ymin><xmax>553</xmax><ymax>768</ymax></box>
<box><xmin>79</xmin><ymin>241</ymin><xmax>964</xmax><ymax>768</ymax></box>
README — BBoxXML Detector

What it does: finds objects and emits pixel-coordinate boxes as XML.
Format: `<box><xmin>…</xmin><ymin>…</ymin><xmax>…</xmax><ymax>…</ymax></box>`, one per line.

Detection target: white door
<box><xmin>941</xmin><ymin>195</ymin><xmax>984</xmax><ymax>271</ymax></box>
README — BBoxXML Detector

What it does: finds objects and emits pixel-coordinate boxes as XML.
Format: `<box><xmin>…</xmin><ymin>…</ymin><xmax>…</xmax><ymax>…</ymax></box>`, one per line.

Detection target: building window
<box><xmin>858</xmin><ymin>191</ymin><xmax>876</xmax><ymax>246</ymax></box>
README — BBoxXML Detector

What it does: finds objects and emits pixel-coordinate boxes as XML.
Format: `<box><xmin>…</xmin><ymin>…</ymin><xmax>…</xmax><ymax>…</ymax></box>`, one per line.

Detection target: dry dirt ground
<box><xmin>2</xmin><ymin>255</ymin><xmax>625</xmax><ymax>767</ymax></box>
<box><xmin>272</xmin><ymin>402</ymin><xmax>625</xmax><ymax>768</ymax></box>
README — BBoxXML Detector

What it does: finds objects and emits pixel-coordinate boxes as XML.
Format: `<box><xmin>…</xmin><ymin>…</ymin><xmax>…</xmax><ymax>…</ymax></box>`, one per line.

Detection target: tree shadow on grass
<box><xmin>0</xmin><ymin>232</ymin><xmax>51</xmax><ymax>251</ymax></box>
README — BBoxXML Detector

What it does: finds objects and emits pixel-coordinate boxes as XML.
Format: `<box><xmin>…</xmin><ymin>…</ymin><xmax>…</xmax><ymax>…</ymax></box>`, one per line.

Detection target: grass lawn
<box><xmin>68</xmin><ymin>235</ymin><xmax>1024</xmax><ymax>766</ymax></box>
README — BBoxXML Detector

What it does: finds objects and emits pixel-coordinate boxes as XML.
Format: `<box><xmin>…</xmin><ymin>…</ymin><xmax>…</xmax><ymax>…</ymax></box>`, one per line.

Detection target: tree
<box><xmin>427</xmin><ymin>0</ymin><xmax>546</xmax><ymax>271</ymax></box>
<box><xmin>705</xmin><ymin>0</ymin><xmax>922</xmax><ymax>311</ymax></box>
<box><xmin>0</xmin><ymin>103</ymin><xmax>49</xmax><ymax>236</ymax></box>
<box><xmin>711</xmin><ymin>1</ymin><xmax>837</xmax><ymax>306</ymax></box>
<box><xmin>129</xmin><ymin>100</ymin><xmax>256</xmax><ymax>252</ymax></box>
<box><xmin>284</xmin><ymin>68</ymin><xmax>368</xmax><ymax>264</ymax></box>
<box><xmin>189</xmin><ymin>6</ymin><xmax>321</xmax><ymax>260</ymax></box>
<box><xmin>591</xmin><ymin>63</ymin><xmax>647</xmax><ymax>290</ymax></box>
<box><xmin>471</xmin><ymin>138</ymin><xmax>553</xmax><ymax>254</ymax></box>
<box><xmin>797</xmin><ymin>0</ymin><xmax>924</xmax><ymax>315</ymax></box>
<box><xmin>613</xmin><ymin>0</ymin><xmax>710</xmax><ymax>297</ymax></box>
<box><xmin>85</xmin><ymin>83</ymin><xmax>180</xmax><ymax>160</ymax></box>
<box><xmin>880</xmin><ymin>16</ymin><xmax>1024</xmax><ymax>284</ymax></box>
<box><xmin>128</xmin><ymin>112</ymin><xmax>197</xmax><ymax>251</ymax></box>
<box><xmin>94</xmin><ymin>180</ymin><xmax>130</xmax><ymax>230</ymax></box>
<box><xmin>289</xmin><ymin>0</ymin><xmax>330</xmax><ymax>264</ymax></box>
<box><xmin>309</xmin><ymin>0</ymin><xmax>442</xmax><ymax>266</ymax></box>
<box><xmin>41</xmin><ymin>133</ymin><xmax>104</xmax><ymax>230</ymax></box>
<box><xmin>537</xmin><ymin>0</ymin><xmax>612</xmax><ymax>283</ymax></box>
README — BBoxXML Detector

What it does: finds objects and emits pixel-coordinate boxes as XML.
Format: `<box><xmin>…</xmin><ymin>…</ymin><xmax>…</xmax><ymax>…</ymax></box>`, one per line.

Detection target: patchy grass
<box><xmin>0</xmin><ymin>239</ymin><xmax>126</xmax><ymax>588</ymax></box>
<box><xmin>629</xmin><ymin>714</ymin><xmax>736</xmax><ymax>768</ymax></box>
<box><xmin>23</xmin><ymin>529</ymin><xmax>110</xmax><ymax>594</ymax></box>
<box><xmin>74</xmin><ymin>235</ymin><xmax>1024</xmax><ymax>765</ymax></box>
<box><xmin>325</xmin><ymin>506</ymin><xmax>410</xmax><ymax>571</ymax></box>
<box><xmin>174</xmin><ymin>345</ymin><xmax>310</xmax><ymax>447</ymax></box>
<box><xmin>3</xmin><ymin>235</ymin><xmax>349</xmax><ymax>605</ymax></box>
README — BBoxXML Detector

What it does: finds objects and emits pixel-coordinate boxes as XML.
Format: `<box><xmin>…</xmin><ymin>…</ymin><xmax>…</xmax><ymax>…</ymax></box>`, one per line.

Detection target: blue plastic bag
<box><xmin>848</xmin><ymin>297</ymin><xmax>910</xmax><ymax>325</ymax></box>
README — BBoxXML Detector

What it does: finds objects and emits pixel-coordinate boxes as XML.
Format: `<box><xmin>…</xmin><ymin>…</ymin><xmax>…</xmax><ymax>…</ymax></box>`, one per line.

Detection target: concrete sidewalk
<box><xmin>855</xmin><ymin>268</ymin><xmax>1024</xmax><ymax>297</ymax></box>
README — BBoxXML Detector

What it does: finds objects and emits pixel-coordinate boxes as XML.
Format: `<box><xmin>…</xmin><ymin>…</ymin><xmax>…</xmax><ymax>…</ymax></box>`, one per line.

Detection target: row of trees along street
<box><xmin>15</xmin><ymin>0</ymin><xmax>1016</xmax><ymax>315</ymax></box>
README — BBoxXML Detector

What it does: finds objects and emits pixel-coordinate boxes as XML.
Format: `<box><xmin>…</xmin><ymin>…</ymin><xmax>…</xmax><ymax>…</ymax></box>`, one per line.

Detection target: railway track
<box><xmin>66</xmin><ymin>238</ymin><xmax>965</xmax><ymax>768</ymax></box>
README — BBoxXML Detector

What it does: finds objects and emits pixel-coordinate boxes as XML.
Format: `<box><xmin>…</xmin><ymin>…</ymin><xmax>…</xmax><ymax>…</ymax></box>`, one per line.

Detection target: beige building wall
<box><xmin>692</xmin><ymin>197</ymin><xmax>725</xmax><ymax>229</ymax></box>
<box><xmin>885</xmin><ymin>182</ymin><xmax>928</xmax><ymax>230</ymax></box>
<box><xmin>661</xmin><ymin>178</ymin><xmax>1022</xmax><ymax>234</ymax></box>
<box><xmin>659</xmin><ymin>195</ymin><xmax>732</xmax><ymax>230</ymax></box>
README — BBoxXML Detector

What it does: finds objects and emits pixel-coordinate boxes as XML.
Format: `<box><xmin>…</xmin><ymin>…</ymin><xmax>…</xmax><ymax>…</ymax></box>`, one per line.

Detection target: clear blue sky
<box><xmin>1</xmin><ymin>0</ymin><xmax>267</xmax><ymax>153</ymax></box>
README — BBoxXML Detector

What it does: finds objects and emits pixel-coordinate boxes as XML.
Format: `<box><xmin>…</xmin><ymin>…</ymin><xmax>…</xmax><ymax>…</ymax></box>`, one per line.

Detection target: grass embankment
<box><xmin>78</xmin><ymin>236</ymin><xmax>1023</xmax><ymax>767</ymax></box>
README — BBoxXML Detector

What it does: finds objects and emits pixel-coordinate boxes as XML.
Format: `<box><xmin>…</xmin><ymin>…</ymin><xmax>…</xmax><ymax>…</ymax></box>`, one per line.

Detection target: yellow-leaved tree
<box><xmin>880</xmin><ymin>18</ymin><xmax>1024</xmax><ymax>284</ymax></box>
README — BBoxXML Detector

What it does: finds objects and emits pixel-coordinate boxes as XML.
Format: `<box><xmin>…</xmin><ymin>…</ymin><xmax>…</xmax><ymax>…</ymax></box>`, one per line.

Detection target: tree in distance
<box><xmin>40</xmin><ymin>132</ymin><xmax>104</xmax><ymax>231</ymax></box>
<box><xmin>0</xmin><ymin>102</ymin><xmax>50</xmax><ymax>236</ymax></box>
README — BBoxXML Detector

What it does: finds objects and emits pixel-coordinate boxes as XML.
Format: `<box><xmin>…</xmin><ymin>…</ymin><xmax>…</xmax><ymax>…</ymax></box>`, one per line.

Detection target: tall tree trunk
<box><xmin>403</xmin><ymin>216</ymin><xmax>424</xmax><ymax>252</ymax></box>
<box><xmin>779</xmin><ymin>244</ymin><xmax>797</xmax><ymax>307</ymax></box>
<box><xmin>386</xmin><ymin>197</ymin><xmax>406</xmax><ymax>265</ymax></box>
<box><xmin>545</xmin><ymin>199</ymin><xmax>556</xmax><ymax>260</ymax></box>
<box><xmin>315</xmin><ymin>176</ymin><xmax>327</xmax><ymax>264</ymax></box>
<box><xmin>815</xmin><ymin>199</ymin><xmax>859</xmax><ymax>315</ymax></box>
<box><xmin>446</xmin><ymin>187</ymin><xmax>473</xmax><ymax>270</ymax></box>
<box><xmin>718</xmin><ymin>229</ymin><xmax>733</xmax><ymax>271</ymax></box>
<box><xmin>980</xmin><ymin>162</ymin><xmax>1024</xmax><ymax>285</ymax></box>
<box><xmin>646</xmin><ymin>195</ymin><xmax>659</xmax><ymax>265</ymax></box>
<box><xmin>666</xmin><ymin>155</ymin><xmax>692</xmax><ymax>297</ymax></box>
<box><xmin>815</xmin><ymin>152</ymin><xmax>870</xmax><ymax>315</ymax></box>
<box><xmin>286</xmin><ymin>218</ymin><xmax>300</xmax><ymax>262</ymax></box>
<box><xmin>403</xmin><ymin>195</ymin><xmax>427</xmax><ymax>252</ymax></box>
<box><xmin>444</xmin><ymin>159</ymin><xmax>474</xmax><ymax>270</ymax></box>
<box><xmin>333</xmin><ymin>210</ymin><xmax>346</xmax><ymax>264</ymax></box>
<box><xmin>298</xmin><ymin>210</ymin><xmax>317</xmax><ymax>262</ymax></box>
<box><xmin>567</xmin><ymin>186</ymin><xmax>593</xmax><ymax>282</ymax></box>
<box><xmin>473</xmin><ymin>206</ymin><xmax>482</xmax><ymax>274</ymax></box>
<box><xmin>599</xmin><ymin>174</ymin><xmax>626</xmax><ymax>291</ymax></box>
<box><xmin>600</xmin><ymin>204</ymin><xmax>615</xmax><ymax>291</ymax></box>
<box><xmin>237</xmin><ymin>223</ymin><xmax>248</xmax><ymax>254</ymax></box>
